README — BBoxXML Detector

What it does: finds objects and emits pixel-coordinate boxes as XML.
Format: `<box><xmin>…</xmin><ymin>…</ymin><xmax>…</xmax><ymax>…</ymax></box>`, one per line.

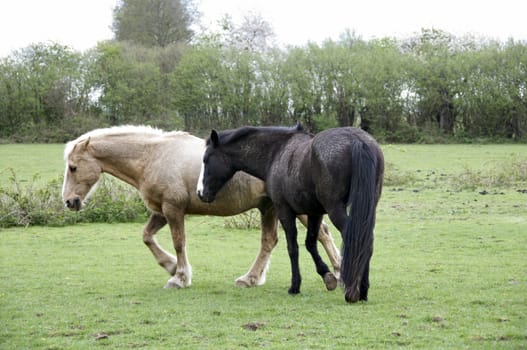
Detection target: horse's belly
<box><xmin>286</xmin><ymin>191</ymin><xmax>325</xmax><ymax>215</ymax></box>
<box><xmin>186</xmin><ymin>194</ymin><xmax>262</xmax><ymax>216</ymax></box>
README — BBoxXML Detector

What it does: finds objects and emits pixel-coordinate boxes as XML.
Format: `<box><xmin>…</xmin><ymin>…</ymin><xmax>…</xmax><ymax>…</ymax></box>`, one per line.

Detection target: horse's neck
<box><xmin>234</xmin><ymin>134</ymin><xmax>304</xmax><ymax>181</ymax></box>
<box><xmin>90</xmin><ymin>137</ymin><xmax>153</xmax><ymax>188</ymax></box>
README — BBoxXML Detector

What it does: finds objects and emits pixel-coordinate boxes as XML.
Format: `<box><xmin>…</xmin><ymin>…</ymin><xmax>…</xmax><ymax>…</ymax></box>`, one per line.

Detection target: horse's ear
<box><xmin>75</xmin><ymin>137</ymin><xmax>91</xmax><ymax>152</ymax></box>
<box><xmin>210</xmin><ymin>130</ymin><xmax>219</xmax><ymax>148</ymax></box>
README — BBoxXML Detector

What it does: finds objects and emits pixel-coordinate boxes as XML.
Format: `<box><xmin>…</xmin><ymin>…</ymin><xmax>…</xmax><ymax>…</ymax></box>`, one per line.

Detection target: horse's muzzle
<box><xmin>197</xmin><ymin>190</ymin><xmax>215</xmax><ymax>203</ymax></box>
<box><xmin>65</xmin><ymin>197</ymin><xmax>82</xmax><ymax>211</ymax></box>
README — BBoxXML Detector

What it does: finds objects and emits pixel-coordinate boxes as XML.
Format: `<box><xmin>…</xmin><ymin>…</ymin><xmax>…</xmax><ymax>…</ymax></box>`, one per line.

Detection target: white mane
<box><xmin>64</xmin><ymin>125</ymin><xmax>188</xmax><ymax>160</ymax></box>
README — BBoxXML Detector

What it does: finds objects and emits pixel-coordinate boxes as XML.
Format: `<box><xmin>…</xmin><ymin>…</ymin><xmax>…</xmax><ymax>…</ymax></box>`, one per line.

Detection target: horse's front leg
<box><xmin>142</xmin><ymin>213</ymin><xmax>178</xmax><ymax>275</ymax></box>
<box><xmin>235</xmin><ymin>203</ymin><xmax>278</xmax><ymax>287</ymax></box>
<box><xmin>279</xmin><ymin>211</ymin><xmax>301</xmax><ymax>295</ymax></box>
<box><xmin>305</xmin><ymin>215</ymin><xmax>338</xmax><ymax>291</ymax></box>
<box><xmin>164</xmin><ymin>208</ymin><xmax>192</xmax><ymax>288</ymax></box>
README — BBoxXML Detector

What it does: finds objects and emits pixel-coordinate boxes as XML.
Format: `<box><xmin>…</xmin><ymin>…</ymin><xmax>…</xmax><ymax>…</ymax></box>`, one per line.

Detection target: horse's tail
<box><xmin>341</xmin><ymin>140</ymin><xmax>378</xmax><ymax>303</ymax></box>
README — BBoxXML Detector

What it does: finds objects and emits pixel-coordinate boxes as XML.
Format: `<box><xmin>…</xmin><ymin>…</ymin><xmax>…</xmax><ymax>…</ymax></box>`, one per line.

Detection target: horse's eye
<box><xmin>69</xmin><ymin>165</ymin><xmax>77</xmax><ymax>173</ymax></box>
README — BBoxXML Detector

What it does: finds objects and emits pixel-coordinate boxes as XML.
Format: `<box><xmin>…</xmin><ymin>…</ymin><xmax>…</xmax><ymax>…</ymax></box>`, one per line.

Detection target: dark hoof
<box><xmin>288</xmin><ymin>287</ymin><xmax>300</xmax><ymax>295</ymax></box>
<box><xmin>345</xmin><ymin>287</ymin><xmax>360</xmax><ymax>303</ymax></box>
<box><xmin>323</xmin><ymin>272</ymin><xmax>338</xmax><ymax>291</ymax></box>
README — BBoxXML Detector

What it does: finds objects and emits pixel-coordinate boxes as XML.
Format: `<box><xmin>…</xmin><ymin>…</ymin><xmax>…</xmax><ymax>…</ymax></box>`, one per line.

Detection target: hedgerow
<box><xmin>0</xmin><ymin>170</ymin><xmax>148</xmax><ymax>228</ymax></box>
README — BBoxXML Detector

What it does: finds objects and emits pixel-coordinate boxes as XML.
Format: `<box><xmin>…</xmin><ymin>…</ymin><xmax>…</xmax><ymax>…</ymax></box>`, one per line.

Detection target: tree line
<box><xmin>0</xmin><ymin>1</ymin><xmax>526</xmax><ymax>142</ymax></box>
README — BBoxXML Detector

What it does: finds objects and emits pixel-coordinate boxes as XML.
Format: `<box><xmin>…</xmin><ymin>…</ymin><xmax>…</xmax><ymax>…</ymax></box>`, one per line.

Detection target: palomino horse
<box><xmin>62</xmin><ymin>125</ymin><xmax>340</xmax><ymax>289</ymax></box>
<box><xmin>197</xmin><ymin>125</ymin><xmax>383</xmax><ymax>303</ymax></box>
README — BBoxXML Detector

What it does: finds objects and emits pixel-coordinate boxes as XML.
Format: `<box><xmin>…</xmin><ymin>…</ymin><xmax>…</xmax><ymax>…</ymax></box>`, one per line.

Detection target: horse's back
<box><xmin>312</xmin><ymin>127</ymin><xmax>382</xmax><ymax>167</ymax></box>
<box><xmin>310</xmin><ymin>127</ymin><xmax>383</xmax><ymax>203</ymax></box>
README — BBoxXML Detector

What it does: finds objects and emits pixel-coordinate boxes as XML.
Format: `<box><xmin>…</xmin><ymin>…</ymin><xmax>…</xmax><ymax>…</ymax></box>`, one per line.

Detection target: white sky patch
<box><xmin>1</xmin><ymin>0</ymin><xmax>525</xmax><ymax>57</ymax></box>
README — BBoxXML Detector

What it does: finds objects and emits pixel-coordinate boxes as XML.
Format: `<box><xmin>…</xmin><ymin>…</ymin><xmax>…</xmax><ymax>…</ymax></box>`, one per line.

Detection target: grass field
<box><xmin>1</xmin><ymin>143</ymin><xmax>526</xmax><ymax>349</ymax></box>
<box><xmin>0</xmin><ymin>144</ymin><xmax>65</xmax><ymax>185</ymax></box>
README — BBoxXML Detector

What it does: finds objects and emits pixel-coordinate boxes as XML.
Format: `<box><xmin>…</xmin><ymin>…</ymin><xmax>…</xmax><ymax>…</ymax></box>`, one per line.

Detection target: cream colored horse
<box><xmin>62</xmin><ymin>125</ymin><xmax>340</xmax><ymax>289</ymax></box>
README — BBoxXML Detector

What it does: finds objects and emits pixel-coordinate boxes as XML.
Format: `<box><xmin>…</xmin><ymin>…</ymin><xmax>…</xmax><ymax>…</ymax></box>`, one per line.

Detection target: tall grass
<box><xmin>0</xmin><ymin>170</ymin><xmax>148</xmax><ymax>228</ymax></box>
<box><xmin>384</xmin><ymin>159</ymin><xmax>527</xmax><ymax>191</ymax></box>
<box><xmin>449</xmin><ymin>159</ymin><xmax>527</xmax><ymax>191</ymax></box>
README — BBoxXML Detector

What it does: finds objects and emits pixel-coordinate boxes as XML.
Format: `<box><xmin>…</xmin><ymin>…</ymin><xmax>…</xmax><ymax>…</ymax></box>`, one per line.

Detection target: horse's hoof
<box><xmin>323</xmin><ymin>272</ymin><xmax>338</xmax><ymax>291</ymax></box>
<box><xmin>288</xmin><ymin>287</ymin><xmax>300</xmax><ymax>295</ymax></box>
<box><xmin>235</xmin><ymin>279</ymin><xmax>251</xmax><ymax>288</ymax></box>
<box><xmin>235</xmin><ymin>276</ymin><xmax>255</xmax><ymax>288</ymax></box>
<box><xmin>344</xmin><ymin>287</ymin><xmax>360</xmax><ymax>303</ymax></box>
<box><xmin>164</xmin><ymin>280</ymin><xmax>183</xmax><ymax>289</ymax></box>
<box><xmin>235</xmin><ymin>272</ymin><xmax>266</xmax><ymax>287</ymax></box>
<box><xmin>164</xmin><ymin>273</ymin><xmax>191</xmax><ymax>289</ymax></box>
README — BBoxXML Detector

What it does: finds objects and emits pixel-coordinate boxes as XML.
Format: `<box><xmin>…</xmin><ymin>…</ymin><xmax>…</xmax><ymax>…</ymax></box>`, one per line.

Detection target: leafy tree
<box><xmin>282</xmin><ymin>37</ymin><xmax>410</xmax><ymax>137</ymax></box>
<box><xmin>455</xmin><ymin>41</ymin><xmax>527</xmax><ymax>139</ymax></box>
<box><xmin>0</xmin><ymin>43</ymin><xmax>86</xmax><ymax>139</ymax></box>
<box><xmin>502</xmin><ymin>41</ymin><xmax>527</xmax><ymax>139</ymax></box>
<box><xmin>90</xmin><ymin>42</ymin><xmax>164</xmax><ymax>125</ymax></box>
<box><xmin>174</xmin><ymin>45</ymin><xmax>265</xmax><ymax>131</ymax></box>
<box><xmin>112</xmin><ymin>0</ymin><xmax>197</xmax><ymax>47</ymax></box>
<box><xmin>282</xmin><ymin>45</ymin><xmax>328</xmax><ymax>131</ymax></box>
<box><xmin>0</xmin><ymin>56</ymin><xmax>32</xmax><ymax>136</ymax></box>
<box><xmin>405</xmin><ymin>29</ymin><xmax>461</xmax><ymax>135</ymax></box>
<box><xmin>254</xmin><ymin>49</ymin><xmax>291</xmax><ymax>126</ymax></box>
<box><xmin>173</xmin><ymin>45</ymin><xmax>224</xmax><ymax>130</ymax></box>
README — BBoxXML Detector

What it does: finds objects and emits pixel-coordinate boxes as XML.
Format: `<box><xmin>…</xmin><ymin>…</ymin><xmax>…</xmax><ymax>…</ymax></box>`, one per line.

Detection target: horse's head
<box><xmin>196</xmin><ymin>130</ymin><xmax>236</xmax><ymax>203</ymax></box>
<box><xmin>62</xmin><ymin>138</ymin><xmax>102</xmax><ymax>211</ymax></box>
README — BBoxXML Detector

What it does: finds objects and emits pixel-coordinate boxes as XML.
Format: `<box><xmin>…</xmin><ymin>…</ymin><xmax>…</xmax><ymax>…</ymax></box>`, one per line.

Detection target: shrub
<box><xmin>0</xmin><ymin>170</ymin><xmax>149</xmax><ymax>228</ymax></box>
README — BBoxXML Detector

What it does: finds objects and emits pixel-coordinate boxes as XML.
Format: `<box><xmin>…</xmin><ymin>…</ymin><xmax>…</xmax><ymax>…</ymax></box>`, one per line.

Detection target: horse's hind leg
<box><xmin>164</xmin><ymin>207</ymin><xmax>192</xmax><ymax>288</ymax></box>
<box><xmin>236</xmin><ymin>204</ymin><xmax>278</xmax><ymax>287</ymax></box>
<box><xmin>143</xmin><ymin>213</ymin><xmax>178</xmax><ymax>275</ymax></box>
<box><xmin>328</xmin><ymin>204</ymin><xmax>372</xmax><ymax>302</ymax></box>
<box><xmin>297</xmin><ymin>215</ymin><xmax>341</xmax><ymax>278</ymax></box>
<box><xmin>305</xmin><ymin>215</ymin><xmax>337</xmax><ymax>291</ymax></box>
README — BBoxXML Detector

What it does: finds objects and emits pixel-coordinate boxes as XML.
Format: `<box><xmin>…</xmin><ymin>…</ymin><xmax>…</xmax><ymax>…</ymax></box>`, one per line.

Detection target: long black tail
<box><xmin>341</xmin><ymin>140</ymin><xmax>378</xmax><ymax>303</ymax></box>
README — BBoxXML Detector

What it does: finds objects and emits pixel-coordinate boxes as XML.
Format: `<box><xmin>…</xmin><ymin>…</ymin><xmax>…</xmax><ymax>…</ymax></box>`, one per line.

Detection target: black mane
<box><xmin>215</xmin><ymin>124</ymin><xmax>307</xmax><ymax>145</ymax></box>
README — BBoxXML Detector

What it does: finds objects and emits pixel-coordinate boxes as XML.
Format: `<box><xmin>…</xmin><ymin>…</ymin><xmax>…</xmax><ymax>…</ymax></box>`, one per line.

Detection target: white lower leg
<box><xmin>235</xmin><ymin>257</ymin><xmax>270</xmax><ymax>287</ymax></box>
<box><xmin>318</xmin><ymin>223</ymin><xmax>341</xmax><ymax>278</ymax></box>
<box><xmin>165</xmin><ymin>264</ymin><xmax>192</xmax><ymax>288</ymax></box>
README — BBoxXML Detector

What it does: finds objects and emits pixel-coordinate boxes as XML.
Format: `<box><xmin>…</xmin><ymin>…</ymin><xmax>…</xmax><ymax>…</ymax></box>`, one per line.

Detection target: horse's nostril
<box><xmin>65</xmin><ymin>198</ymin><xmax>81</xmax><ymax>210</ymax></box>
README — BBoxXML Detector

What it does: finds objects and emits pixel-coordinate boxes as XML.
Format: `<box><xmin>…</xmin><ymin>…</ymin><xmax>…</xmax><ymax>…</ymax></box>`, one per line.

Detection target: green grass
<box><xmin>0</xmin><ymin>144</ymin><xmax>65</xmax><ymax>186</ymax></box>
<box><xmin>383</xmin><ymin>144</ymin><xmax>526</xmax><ymax>172</ymax></box>
<box><xmin>1</xmin><ymin>143</ymin><xmax>527</xmax><ymax>349</ymax></box>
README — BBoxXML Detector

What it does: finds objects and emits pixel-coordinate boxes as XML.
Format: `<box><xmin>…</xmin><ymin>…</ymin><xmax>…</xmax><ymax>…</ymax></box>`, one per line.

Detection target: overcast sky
<box><xmin>1</xmin><ymin>0</ymin><xmax>525</xmax><ymax>57</ymax></box>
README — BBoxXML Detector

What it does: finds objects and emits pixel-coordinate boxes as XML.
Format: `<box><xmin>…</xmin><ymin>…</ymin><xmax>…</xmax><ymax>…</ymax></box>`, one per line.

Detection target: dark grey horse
<box><xmin>197</xmin><ymin>125</ymin><xmax>384</xmax><ymax>303</ymax></box>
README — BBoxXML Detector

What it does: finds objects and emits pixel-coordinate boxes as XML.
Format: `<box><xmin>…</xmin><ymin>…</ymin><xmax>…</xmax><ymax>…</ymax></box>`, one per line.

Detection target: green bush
<box><xmin>0</xmin><ymin>171</ymin><xmax>149</xmax><ymax>228</ymax></box>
